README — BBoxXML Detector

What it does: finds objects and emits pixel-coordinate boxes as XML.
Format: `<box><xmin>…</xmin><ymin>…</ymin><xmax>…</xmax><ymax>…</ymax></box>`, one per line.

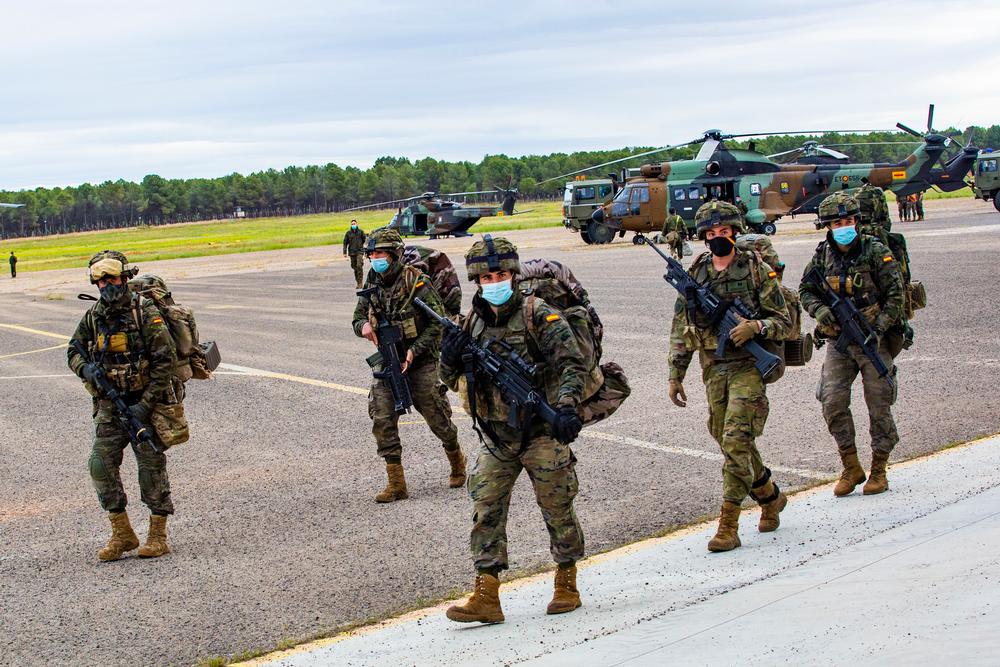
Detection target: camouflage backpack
<box><xmin>129</xmin><ymin>274</ymin><xmax>221</xmax><ymax>382</ymax></box>
<box><xmin>517</xmin><ymin>258</ymin><xmax>630</xmax><ymax>426</ymax></box>
<box><xmin>401</xmin><ymin>245</ymin><xmax>462</xmax><ymax>317</ymax></box>
<box><xmin>735</xmin><ymin>234</ymin><xmax>813</xmax><ymax>368</ymax></box>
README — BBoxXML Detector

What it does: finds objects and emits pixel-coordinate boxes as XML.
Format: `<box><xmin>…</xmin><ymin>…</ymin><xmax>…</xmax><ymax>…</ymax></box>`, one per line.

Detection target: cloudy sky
<box><xmin>2</xmin><ymin>0</ymin><xmax>997</xmax><ymax>190</ymax></box>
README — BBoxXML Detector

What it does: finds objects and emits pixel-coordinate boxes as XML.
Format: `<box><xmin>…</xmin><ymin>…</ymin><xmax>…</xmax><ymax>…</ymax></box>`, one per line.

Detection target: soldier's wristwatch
<box><xmin>758</xmin><ymin>321</ymin><xmax>768</xmax><ymax>337</ymax></box>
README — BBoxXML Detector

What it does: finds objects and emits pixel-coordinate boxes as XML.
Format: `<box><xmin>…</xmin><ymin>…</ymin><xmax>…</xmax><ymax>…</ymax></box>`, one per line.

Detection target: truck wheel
<box><xmin>763</xmin><ymin>222</ymin><xmax>777</xmax><ymax>236</ymax></box>
<box><xmin>587</xmin><ymin>220</ymin><xmax>615</xmax><ymax>244</ymax></box>
<box><xmin>993</xmin><ymin>192</ymin><xmax>1000</xmax><ymax>212</ymax></box>
<box><xmin>632</xmin><ymin>234</ymin><xmax>643</xmax><ymax>245</ymax></box>
<box><xmin>579</xmin><ymin>228</ymin><xmax>594</xmax><ymax>244</ymax></box>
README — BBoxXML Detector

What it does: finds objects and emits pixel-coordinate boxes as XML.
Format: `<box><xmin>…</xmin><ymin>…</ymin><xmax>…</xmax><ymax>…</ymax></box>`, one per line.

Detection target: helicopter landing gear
<box><xmin>586</xmin><ymin>219</ymin><xmax>614</xmax><ymax>245</ymax></box>
<box><xmin>762</xmin><ymin>222</ymin><xmax>777</xmax><ymax>236</ymax></box>
<box><xmin>993</xmin><ymin>191</ymin><xmax>1000</xmax><ymax>213</ymax></box>
<box><xmin>631</xmin><ymin>234</ymin><xmax>643</xmax><ymax>245</ymax></box>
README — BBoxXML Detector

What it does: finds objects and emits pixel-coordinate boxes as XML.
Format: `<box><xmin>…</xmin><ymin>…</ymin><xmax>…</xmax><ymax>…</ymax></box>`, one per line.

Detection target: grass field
<box><xmin>0</xmin><ymin>200</ymin><xmax>565</xmax><ymax>273</ymax></box>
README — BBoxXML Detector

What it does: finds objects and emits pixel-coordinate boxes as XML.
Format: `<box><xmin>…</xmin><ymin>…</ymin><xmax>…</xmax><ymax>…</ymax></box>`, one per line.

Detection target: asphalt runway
<box><xmin>2</xmin><ymin>199</ymin><xmax>998</xmax><ymax>666</ymax></box>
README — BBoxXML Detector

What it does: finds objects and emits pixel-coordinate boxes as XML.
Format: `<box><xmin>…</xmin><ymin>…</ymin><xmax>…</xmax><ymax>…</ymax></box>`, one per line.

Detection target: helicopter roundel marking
<box><xmin>780</xmin><ymin>182</ymin><xmax>790</xmax><ymax>194</ymax></box>
<box><xmin>841</xmin><ymin>175</ymin><xmax>850</xmax><ymax>182</ymax></box>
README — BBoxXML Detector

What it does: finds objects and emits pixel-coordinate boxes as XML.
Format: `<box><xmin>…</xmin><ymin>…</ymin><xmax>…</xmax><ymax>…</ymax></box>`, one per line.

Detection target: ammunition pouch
<box><xmin>905</xmin><ymin>281</ymin><xmax>926</xmax><ymax>319</ymax></box>
<box><xmin>103</xmin><ymin>360</ymin><xmax>150</xmax><ymax>392</ymax></box>
<box><xmin>783</xmin><ymin>333</ymin><xmax>814</xmax><ymax>367</ymax></box>
<box><xmin>151</xmin><ymin>401</ymin><xmax>189</xmax><ymax>449</ymax></box>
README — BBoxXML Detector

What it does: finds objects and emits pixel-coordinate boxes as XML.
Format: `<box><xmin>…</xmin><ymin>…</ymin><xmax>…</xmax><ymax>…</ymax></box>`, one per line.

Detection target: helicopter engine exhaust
<box><xmin>705</xmin><ymin>161</ymin><xmax>722</xmax><ymax>176</ymax></box>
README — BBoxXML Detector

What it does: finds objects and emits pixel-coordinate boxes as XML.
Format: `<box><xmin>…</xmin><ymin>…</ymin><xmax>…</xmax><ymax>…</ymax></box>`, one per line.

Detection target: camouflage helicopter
<box><xmin>542</xmin><ymin>106</ymin><xmax>977</xmax><ymax>244</ymax></box>
<box><xmin>346</xmin><ymin>184</ymin><xmax>520</xmax><ymax>238</ymax></box>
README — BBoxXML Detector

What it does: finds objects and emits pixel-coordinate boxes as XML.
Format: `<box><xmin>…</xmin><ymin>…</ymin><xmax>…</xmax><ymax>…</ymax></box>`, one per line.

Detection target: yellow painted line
<box><xmin>0</xmin><ymin>342</ymin><xmax>68</xmax><ymax>360</ymax></box>
<box><xmin>218</xmin><ymin>363</ymin><xmax>369</xmax><ymax>396</ymax></box>
<box><xmin>236</xmin><ymin>431</ymin><xmax>1000</xmax><ymax>667</ymax></box>
<box><xmin>0</xmin><ymin>323</ymin><xmax>69</xmax><ymax>341</ymax></box>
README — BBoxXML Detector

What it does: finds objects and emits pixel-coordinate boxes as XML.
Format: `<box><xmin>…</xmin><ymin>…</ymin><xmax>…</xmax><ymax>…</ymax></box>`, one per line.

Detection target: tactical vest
<box><xmin>366</xmin><ymin>265</ymin><xmax>430</xmax><ymax>344</ymax></box>
<box><xmin>87</xmin><ymin>296</ymin><xmax>151</xmax><ymax>394</ymax></box>
<box><xmin>682</xmin><ymin>251</ymin><xmax>765</xmax><ymax>362</ymax></box>
<box><xmin>815</xmin><ymin>239</ymin><xmax>885</xmax><ymax>325</ymax></box>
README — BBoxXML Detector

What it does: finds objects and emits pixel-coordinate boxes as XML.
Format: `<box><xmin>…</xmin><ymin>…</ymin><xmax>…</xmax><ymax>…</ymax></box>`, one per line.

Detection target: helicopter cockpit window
<box><xmin>673</xmin><ymin>188</ymin><xmax>686</xmax><ymax>201</ymax></box>
<box><xmin>689</xmin><ymin>186</ymin><xmax>702</xmax><ymax>200</ymax></box>
<box><xmin>628</xmin><ymin>185</ymin><xmax>649</xmax><ymax>215</ymax></box>
<box><xmin>598</xmin><ymin>185</ymin><xmax>612</xmax><ymax>198</ymax></box>
<box><xmin>980</xmin><ymin>159</ymin><xmax>998</xmax><ymax>174</ymax></box>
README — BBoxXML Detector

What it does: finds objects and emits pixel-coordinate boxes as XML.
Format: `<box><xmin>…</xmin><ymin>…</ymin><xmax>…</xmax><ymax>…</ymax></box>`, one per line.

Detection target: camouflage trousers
<box><xmin>349</xmin><ymin>254</ymin><xmax>365</xmax><ymax>285</ymax></box>
<box><xmin>817</xmin><ymin>341</ymin><xmax>898</xmax><ymax>456</ymax></box>
<box><xmin>369</xmin><ymin>359</ymin><xmax>459</xmax><ymax>460</ymax></box>
<box><xmin>703</xmin><ymin>361</ymin><xmax>770</xmax><ymax>503</ymax></box>
<box><xmin>89</xmin><ymin>406</ymin><xmax>174</xmax><ymax>515</ymax></box>
<box><xmin>468</xmin><ymin>436</ymin><xmax>583</xmax><ymax>572</ymax></box>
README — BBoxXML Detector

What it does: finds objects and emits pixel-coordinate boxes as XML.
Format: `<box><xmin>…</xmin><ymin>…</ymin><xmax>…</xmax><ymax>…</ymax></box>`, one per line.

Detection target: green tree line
<box><xmin>1</xmin><ymin>127</ymin><xmax>995</xmax><ymax>239</ymax></box>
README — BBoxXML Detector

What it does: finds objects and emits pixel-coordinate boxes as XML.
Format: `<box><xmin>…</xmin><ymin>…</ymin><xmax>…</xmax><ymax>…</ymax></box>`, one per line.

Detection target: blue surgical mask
<box><xmin>351</xmin><ymin>224</ymin><xmax>357</xmax><ymax>229</ymax></box>
<box><xmin>831</xmin><ymin>226</ymin><xmax>858</xmax><ymax>246</ymax></box>
<box><xmin>481</xmin><ymin>279</ymin><xmax>513</xmax><ymax>306</ymax></box>
<box><xmin>371</xmin><ymin>257</ymin><xmax>390</xmax><ymax>273</ymax></box>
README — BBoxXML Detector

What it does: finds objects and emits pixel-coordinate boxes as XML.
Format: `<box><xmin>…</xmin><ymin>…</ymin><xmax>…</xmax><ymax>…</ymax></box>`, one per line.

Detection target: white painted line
<box><xmin>0</xmin><ymin>343</ymin><xmax>68</xmax><ymax>360</ymax></box>
<box><xmin>583</xmin><ymin>429</ymin><xmax>829</xmax><ymax>481</ymax></box>
<box><xmin>0</xmin><ymin>374</ymin><xmax>75</xmax><ymax>380</ymax></box>
<box><xmin>218</xmin><ymin>362</ymin><xmax>369</xmax><ymax>396</ymax></box>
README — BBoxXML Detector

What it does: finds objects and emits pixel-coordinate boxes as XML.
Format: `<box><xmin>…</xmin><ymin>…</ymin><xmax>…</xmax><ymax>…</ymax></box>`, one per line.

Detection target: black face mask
<box><xmin>706</xmin><ymin>236</ymin><xmax>735</xmax><ymax>257</ymax></box>
<box><xmin>98</xmin><ymin>282</ymin><xmax>128</xmax><ymax>305</ymax></box>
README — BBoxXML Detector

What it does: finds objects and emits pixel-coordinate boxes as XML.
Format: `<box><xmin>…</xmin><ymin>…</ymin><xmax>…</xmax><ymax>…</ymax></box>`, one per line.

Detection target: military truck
<box><xmin>563</xmin><ymin>168</ymin><xmax>644</xmax><ymax>244</ymax></box>
<box><xmin>973</xmin><ymin>149</ymin><xmax>1000</xmax><ymax>212</ymax></box>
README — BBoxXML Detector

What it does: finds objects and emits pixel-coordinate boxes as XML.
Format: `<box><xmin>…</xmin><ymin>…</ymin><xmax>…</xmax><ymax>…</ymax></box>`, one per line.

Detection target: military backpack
<box><xmin>401</xmin><ymin>245</ymin><xmax>462</xmax><ymax>317</ymax></box>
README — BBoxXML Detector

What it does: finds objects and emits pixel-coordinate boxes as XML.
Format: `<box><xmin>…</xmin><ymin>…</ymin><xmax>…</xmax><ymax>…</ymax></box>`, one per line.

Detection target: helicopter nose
<box><xmin>591</xmin><ymin>207</ymin><xmax>605</xmax><ymax>224</ymax></box>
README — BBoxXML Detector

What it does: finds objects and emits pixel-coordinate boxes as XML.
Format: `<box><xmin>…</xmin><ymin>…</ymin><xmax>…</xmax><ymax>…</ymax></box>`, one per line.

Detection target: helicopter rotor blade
<box><xmin>765</xmin><ymin>147</ymin><xmax>806</xmax><ymax>160</ymax></box>
<box><xmin>343</xmin><ymin>195</ymin><xmax>420</xmax><ymax>212</ymax></box>
<box><xmin>816</xmin><ymin>147</ymin><xmax>852</xmax><ymax>160</ymax></box>
<box><xmin>535</xmin><ymin>138</ymin><xmax>704</xmax><ymax>186</ymax></box>
<box><xmin>927</xmin><ymin>103</ymin><xmax>935</xmax><ymax>133</ymax></box>
<box><xmin>896</xmin><ymin>122</ymin><xmax>923</xmax><ymax>138</ymax></box>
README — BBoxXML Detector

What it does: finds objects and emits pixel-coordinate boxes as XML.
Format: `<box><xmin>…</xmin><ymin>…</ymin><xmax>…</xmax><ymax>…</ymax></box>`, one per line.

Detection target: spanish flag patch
<box><xmin>415</xmin><ymin>281</ymin><xmax>425</xmax><ymax>288</ymax></box>
<box><xmin>545</xmin><ymin>314</ymin><xmax>560</xmax><ymax>322</ymax></box>
<box><xmin>883</xmin><ymin>255</ymin><xmax>893</xmax><ymax>263</ymax></box>
<box><xmin>152</xmin><ymin>317</ymin><xmax>163</xmax><ymax>324</ymax></box>
<box><xmin>768</xmin><ymin>271</ymin><xmax>777</xmax><ymax>279</ymax></box>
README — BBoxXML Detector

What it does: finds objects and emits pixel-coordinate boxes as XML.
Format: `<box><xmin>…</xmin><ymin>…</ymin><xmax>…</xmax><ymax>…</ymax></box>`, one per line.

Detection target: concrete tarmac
<box><xmin>1</xmin><ymin>198</ymin><xmax>998</xmax><ymax>665</ymax></box>
<box><xmin>246</xmin><ymin>435</ymin><xmax>1000</xmax><ymax>667</ymax></box>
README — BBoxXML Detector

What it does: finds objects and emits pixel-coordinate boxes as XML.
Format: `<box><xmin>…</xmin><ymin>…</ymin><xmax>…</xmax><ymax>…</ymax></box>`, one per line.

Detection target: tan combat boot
<box><xmin>863</xmin><ymin>451</ymin><xmax>890</xmax><ymax>495</ymax></box>
<box><xmin>375</xmin><ymin>463</ymin><xmax>409</xmax><ymax>503</ymax></box>
<box><xmin>834</xmin><ymin>448</ymin><xmax>867</xmax><ymax>497</ymax></box>
<box><xmin>138</xmin><ymin>515</ymin><xmax>170</xmax><ymax>558</ymax></box>
<box><xmin>752</xmin><ymin>480</ymin><xmax>788</xmax><ymax>533</ymax></box>
<box><xmin>98</xmin><ymin>511</ymin><xmax>140</xmax><ymax>562</ymax></box>
<box><xmin>445</xmin><ymin>448</ymin><xmax>467</xmax><ymax>488</ymax></box>
<box><xmin>707</xmin><ymin>501</ymin><xmax>742</xmax><ymax>552</ymax></box>
<box><xmin>546</xmin><ymin>565</ymin><xmax>582</xmax><ymax>615</ymax></box>
<box><xmin>446</xmin><ymin>574</ymin><xmax>504</xmax><ymax>623</ymax></box>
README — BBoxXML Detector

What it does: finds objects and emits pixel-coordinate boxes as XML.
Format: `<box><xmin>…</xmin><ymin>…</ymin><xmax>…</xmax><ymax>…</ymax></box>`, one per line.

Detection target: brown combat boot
<box><xmin>445</xmin><ymin>448</ymin><xmax>467</xmax><ymax>488</ymax></box>
<box><xmin>138</xmin><ymin>515</ymin><xmax>170</xmax><ymax>558</ymax></box>
<box><xmin>546</xmin><ymin>565</ymin><xmax>582</xmax><ymax>615</ymax></box>
<box><xmin>751</xmin><ymin>475</ymin><xmax>787</xmax><ymax>533</ymax></box>
<box><xmin>834</xmin><ymin>448</ymin><xmax>867</xmax><ymax>497</ymax></box>
<box><xmin>863</xmin><ymin>451</ymin><xmax>890</xmax><ymax>495</ymax></box>
<box><xmin>98</xmin><ymin>511</ymin><xmax>140</xmax><ymax>562</ymax></box>
<box><xmin>446</xmin><ymin>574</ymin><xmax>504</xmax><ymax>623</ymax></box>
<box><xmin>707</xmin><ymin>501</ymin><xmax>742</xmax><ymax>552</ymax></box>
<box><xmin>375</xmin><ymin>462</ymin><xmax>408</xmax><ymax>503</ymax></box>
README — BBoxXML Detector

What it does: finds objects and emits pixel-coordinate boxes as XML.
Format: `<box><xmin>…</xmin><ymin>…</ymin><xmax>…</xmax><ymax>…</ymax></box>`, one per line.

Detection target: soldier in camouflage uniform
<box><xmin>855</xmin><ymin>179</ymin><xmax>891</xmax><ymax>235</ymax></box>
<box><xmin>67</xmin><ymin>251</ymin><xmax>179</xmax><ymax>561</ymax></box>
<box><xmin>352</xmin><ymin>228</ymin><xmax>465</xmax><ymax>502</ymax></box>
<box><xmin>799</xmin><ymin>192</ymin><xmax>905</xmax><ymax>497</ymax></box>
<box><xmin>441</xmin><ymin>236</ymin><xmax>587</xmax><ymax>624</ymax></box>
<box><xmin>667</xmin><ymin>201</ymin><xmax>792</xmax><ymax>553</ymax></box>
<box><xmin>661</xmin><ymin>208</ymin><xmax>687</xmax><ymax>260</ymax></box>
<box><xmin>343</xmin><ymin>220</ymin><xmax>367</xmax><ymax>288</ymax></box>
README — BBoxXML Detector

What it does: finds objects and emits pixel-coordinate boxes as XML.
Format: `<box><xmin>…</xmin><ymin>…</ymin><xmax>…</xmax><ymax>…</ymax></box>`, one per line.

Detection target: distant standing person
<box><xmin>343</xmin><ymin>220</ymin><xmax>367</xmax><ymax>289</ymax></box>
<box><xmin>915</xmin><ymin>191</ymin><xmax>925</xmax><ymax>221</ymax></box>
<box><xmin>9</xmin><ymin>251</ymin><xmax>16</xmax><ymax>278</ymax></box>
<box><xmin>896</xmin><ymin>192</ymin><xmax>906</xmax><ymax>223</ymax></box>
<box><xmin>661</xmin><ymin>208</ymin><xmax>686</xmax><ymax>260</ymax></box>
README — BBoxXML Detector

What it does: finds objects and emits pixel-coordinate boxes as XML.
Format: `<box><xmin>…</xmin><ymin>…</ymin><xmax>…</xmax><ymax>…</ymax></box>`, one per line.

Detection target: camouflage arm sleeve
<box><xmin>533</xmin><ymin>302</ymin><xmax>586</xmax><ymax>408</ymax></box>
<box><xmin>873</xmin><ymin>247</ymin><xmax>906</xmax><ymax>333</ymax></box>
<box><xmin>139</xmin><ymin>301</ymin><xmax>178</xmax><ymax>407</ymax></box>
<box><xmin>342</xmin><ymin>232</ymin><xmax>348</xmax><ymax>253</ymax></box>
<box><xmin>407</xmin><ymin>280</ymin><xmax>444</xmax><ymax>361</ymax></box>
<box><xmin>797</xmin><ymin>253</ymin><xmax>824</xmax><ymax>318</ymax></box>
<box><xmin>66</xmin><ymin>312</ymin><xmax>93</xmax><ymax>377</ymax></box>
<box><xmin>668</xmin><ymin>296</ymin><xmax>693</xmax><ymax>382</ymax></box>
<box><xmin>755</xmin><ymin>263</ymin><xmax>791</xmax><ymax>340</ymax></box>
<box><xmin>352</xmin><ymin>296</ymin><xmax>370</xmax><ymax>338</ymax></box>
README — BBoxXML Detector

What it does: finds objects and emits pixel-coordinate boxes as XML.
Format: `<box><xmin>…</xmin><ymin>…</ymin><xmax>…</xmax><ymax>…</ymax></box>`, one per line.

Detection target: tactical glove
<box><xmin>80</xmin><ymin>362</ymin><xmax>100</xmax><ymax>384</ymax></box>
<box><xmin>815</xmin><ymin>306</ymin><xmax>837</xmax><ymax>328</ymax></box>
<box><xmin>552</xmin><ymin>405</ymin><xmax>583</xmax><ymax>444</ymax></box>
<box><xmin>730</xmin><ymin>319</ymin><xmax>758</xmax><ymax>347</ymax></box>
<box><xmin>440</xmin><ymin>328</ymin><xmax>471</xmax><ymax>369</ymax></box>
<box><xmin>128</xmin><ymin>402</ymin><xmax>151</xmax><ymax>424</ymax></box>
<box><xmin>668</xmin><ymin>379</ymin><xmax>687</xmax><ymax>407</ymax></box>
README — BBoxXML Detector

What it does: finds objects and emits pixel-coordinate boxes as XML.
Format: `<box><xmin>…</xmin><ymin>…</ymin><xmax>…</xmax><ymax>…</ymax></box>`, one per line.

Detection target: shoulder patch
<box><xmin>415</xmin><ymin>280</ymin><xmax>425</xmax><ymax>289</ymax></box>
<box><xmin>151</xmin><ymin>317</ymin><xmax>164</xmax><ymax>325</ymax></box>
<box><xmin>768</xmin><ymin>271</ymin><xmax>778</xmax><ymax>279</ymax></box>
<box><xmin>883</xmin><ymin>255</ymin><xmax>893</xmax><ymax>263</ymax></box>
<box><xmin>545</xmin><ymin>313</ymin><xmax>560</xmax><ymax>322</ymax></box>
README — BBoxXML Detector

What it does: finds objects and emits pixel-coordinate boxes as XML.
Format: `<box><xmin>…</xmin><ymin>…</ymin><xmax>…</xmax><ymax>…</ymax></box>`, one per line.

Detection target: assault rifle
<box><xmin>412</xmin><ymin>297</ymin><xmax>562</xmax><ymax>441</ymax></box>
<box><xmin>636</xmin><ymin>235</ymin><xmax>782</xmax><ymax>382</ymax></box>
<box><xmin>69</xmin><ymin>339</ymin><xmax>163</xmax><ymax>454</ymax></box>
<box><xmin>357</xmin><ymin>287</ymin><xmax>413</xmax><ymax>414</ymax></box>
<box><xmin>802</xmin><ymin>266</ymin><xmax>895</xmax><ymax>389</ymax></box>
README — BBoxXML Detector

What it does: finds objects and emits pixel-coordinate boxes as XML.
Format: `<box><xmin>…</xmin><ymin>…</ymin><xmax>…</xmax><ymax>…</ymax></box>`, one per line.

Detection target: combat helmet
<box><xmin>816</xmin><ymin>192</ymin><xmax>860</xmax><ymax>227</ymax></box>
<box><xmin>694</xmin><ymin>200</ymin><xmax>745</xmax><ymax>240</ymax></box>
<box><xmin>464</xmin><ymin>234</ymin><xmax>520</xmax><ymax>281</ymax></box>
<box><xmin>87</xmin><ymin>250</ymin><xmax>138</xmax><ymax>284</ymax></box>
<box><xmin>364</xmin><ymin>227</ymin><xmax>404</xmax><ymax>257</ymax></box>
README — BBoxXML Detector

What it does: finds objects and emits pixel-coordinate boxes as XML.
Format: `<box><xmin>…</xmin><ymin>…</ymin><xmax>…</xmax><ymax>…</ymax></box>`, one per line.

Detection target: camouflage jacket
<box><xmin>441</xmin><ymin>289</ymin><xmax>587</xmax><ymax>442</ymax></box>
<box><xmin>669</xmin><ymin>250</ymin><xmax>791</xmax><ymax>382</ymax></box>
<box><xmin>798</xmin><ymin>235</ymin><xmax>905</xmax><ymax>335</ymax></box>
<box><xmin>352</xmin><ymin>261</ymin><xmax>445</xmax><ymax>363</ymax></box>
<box><xmin>661</xmin><ymin>214</ymin><xmax>686</xmax><ymax>237</ymax></box>
<box><xmin>342</xmin><ymin>227</ymin><xmax>367</xmax><ymax>255</ymax></box>
<box><xmin>67</xmin><ymin>294</ymin><xmax>178</xmax><ymax>410</ymax></box>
